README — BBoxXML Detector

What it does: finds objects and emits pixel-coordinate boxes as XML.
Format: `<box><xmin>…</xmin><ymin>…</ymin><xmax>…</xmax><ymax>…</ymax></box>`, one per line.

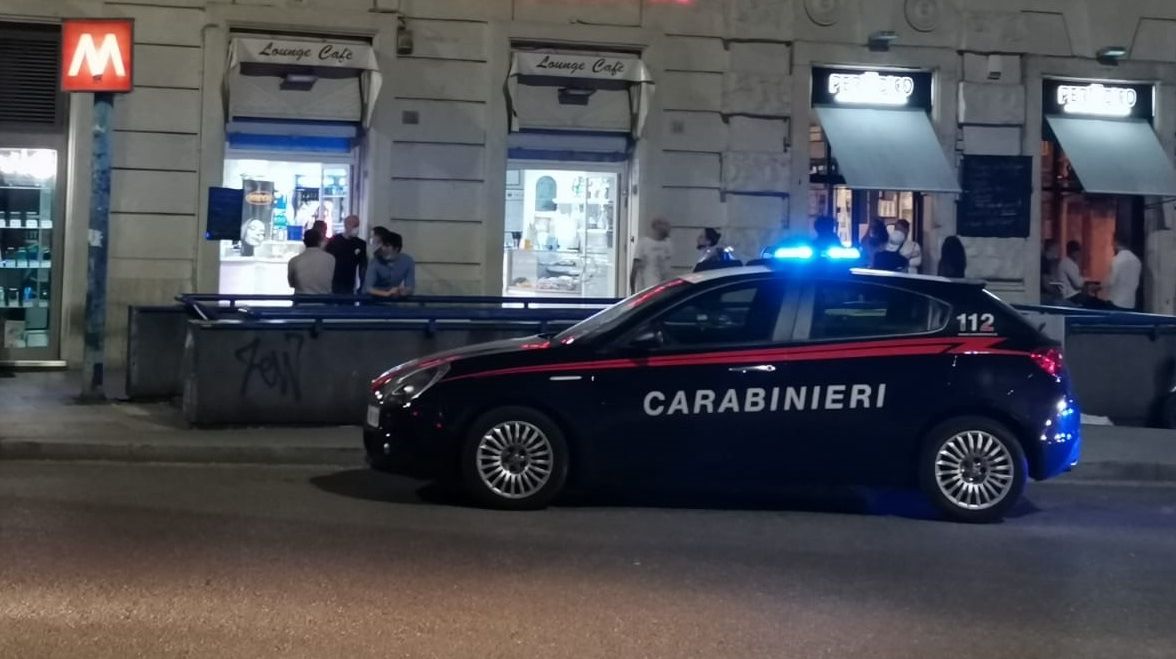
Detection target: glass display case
<box><xmin>503</xmin><ymin>168</ymin><xmax>618</xmax><ymax>298</ymax></box>
<box><xmin>219</xmin><ymin>156</ymin><xmax>353</xmax><ymax>295</ymax></box>
<box><xmin>0</xmin><ymin>148</ymin><xmax>57</xmax><ymax>353</ymax></box>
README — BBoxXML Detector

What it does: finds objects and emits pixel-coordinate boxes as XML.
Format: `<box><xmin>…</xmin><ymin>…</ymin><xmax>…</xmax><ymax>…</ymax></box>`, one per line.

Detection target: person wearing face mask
<box><xmin>873</xmin><ymin>223</ymin><xmax>910</xmax><ymax>272</ymax></box>
<box><xmin>693</xmin><ymin>227</ymin><xmax>741</xmax><ymax>273</ymax></box>
<box><xmin>326</xmin><ymin>214</ymin><xmax>368</xmax><ymax>295</ymax></box>
<box><xmin>364</xmin><ymin>226</ymin><xmax>415</xmax><ymax>298</ymax></box>
<box><xmin>888</xmin><ymin>219</ymin><xmax>922</xmax><ymax>274</ymax></box>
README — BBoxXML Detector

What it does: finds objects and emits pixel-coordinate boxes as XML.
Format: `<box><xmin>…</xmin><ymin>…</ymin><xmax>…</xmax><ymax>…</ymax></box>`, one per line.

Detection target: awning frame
<box><xmin>813</xmin><ymin>105</ymin><xmax>961</xmax><ymax>194</ymax></box>
<box><xmin>1044</xmin><ymin>114</ymin><xmax>1176</xmax><ymax>197</ymax></box>
<box><xmin>226</xmin><ymin>36</ymin><xmax>382</xmax><ymax>128</ymax></box>
<box><xmin>507</xmin><ymin>51</ymin><xmax>655</xmax><ymax>138</ymax></box>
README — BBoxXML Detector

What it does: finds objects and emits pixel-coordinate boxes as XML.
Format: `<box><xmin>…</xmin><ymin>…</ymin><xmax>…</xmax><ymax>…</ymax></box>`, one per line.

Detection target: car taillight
<box><xmin>1030</xmin><ymin>347</ymin><xmax>1065</xmax><ymax>379</ymax></box>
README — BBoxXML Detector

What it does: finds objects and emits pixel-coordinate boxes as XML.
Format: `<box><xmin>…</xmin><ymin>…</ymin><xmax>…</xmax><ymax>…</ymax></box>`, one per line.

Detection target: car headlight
<box><xmin>373</xmin><ymin>363</ymin><xmax>449</xmax><ymax>405</ymax></box>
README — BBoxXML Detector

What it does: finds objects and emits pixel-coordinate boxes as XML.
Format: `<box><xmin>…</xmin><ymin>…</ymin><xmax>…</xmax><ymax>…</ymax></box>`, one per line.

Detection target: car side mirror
<box><xmin>629</xmin><ymin>329</ymin><xmax>664</xmax><ymax>351</ymax></box>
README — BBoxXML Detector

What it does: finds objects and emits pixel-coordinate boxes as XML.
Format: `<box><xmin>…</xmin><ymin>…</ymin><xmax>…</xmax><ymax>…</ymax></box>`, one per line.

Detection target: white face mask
<box><xmin>887</xmin><ymin>228</ymin><xmax>907</xmax><ymax>247</ymax></box>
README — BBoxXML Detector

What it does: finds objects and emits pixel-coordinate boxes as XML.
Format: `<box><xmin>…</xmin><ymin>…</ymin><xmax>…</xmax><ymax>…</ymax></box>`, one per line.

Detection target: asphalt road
<box><xmin>1</xmin><ymin>462</ymin><xmax>1174</xmax><ymax>658</ymax></box>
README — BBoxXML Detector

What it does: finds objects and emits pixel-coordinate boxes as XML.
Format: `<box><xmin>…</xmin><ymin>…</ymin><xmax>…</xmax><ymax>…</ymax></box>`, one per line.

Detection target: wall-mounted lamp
<box><xmin>868</xmin><ymin>30</ymin><xmax>898</xmax><ymax>52</ymax></box>
<box><xmin>1096</xmin><ymin>46</ymin><xmax>1128</xmax><ymax>66</ymax></box>
<box><xmin>397</xmin><ymin>16</ymin><xmax>414</xmax><ymax>56</ymax></box>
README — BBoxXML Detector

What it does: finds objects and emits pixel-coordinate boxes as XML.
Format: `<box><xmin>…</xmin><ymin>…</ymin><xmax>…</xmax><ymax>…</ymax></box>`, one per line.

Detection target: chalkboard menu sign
<box><xmin>204</xmin><ymin>187</ymin><xmax>244</xmax><ymax>241</ymax></box>
<box><xmin>958</xmin><ymin>156</ymin><xmax>1032</xmax><ymax>238</ymax></box>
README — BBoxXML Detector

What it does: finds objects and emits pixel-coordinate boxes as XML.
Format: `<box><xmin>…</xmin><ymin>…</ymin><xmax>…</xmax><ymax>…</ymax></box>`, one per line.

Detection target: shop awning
<box><xmin>507</xmin><ymin>51</ymin><xmax>655</xmax><ymax>138</ymax></box>
<box><xmin>1045</xmin><ymin>115</ymin><xmax>1176</xmax><ymax>196</ymax></box>
<box><xmin>814</xmin><ymin>106</ymin><xmax>961</xmax><ymax>193</ymax></box>
<box><xmin>226</xmin><ymin>37</ymin><xmax>382</xmax><ymax>127</ymax></box>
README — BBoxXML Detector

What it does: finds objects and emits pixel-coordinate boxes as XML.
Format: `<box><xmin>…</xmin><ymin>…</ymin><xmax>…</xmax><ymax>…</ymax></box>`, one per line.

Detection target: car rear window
<box><xmin>808</xmin><ymin>281</ymin><xmax>951</xmax><ymax>340</ymax></box>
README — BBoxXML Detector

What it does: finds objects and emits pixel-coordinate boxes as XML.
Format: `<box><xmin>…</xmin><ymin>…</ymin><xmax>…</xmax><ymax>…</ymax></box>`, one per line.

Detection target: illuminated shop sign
<box><xmin>829</xmin><ymin>71</ymin><xmax>914</xmax><ymax>105</ymax></box>
<box><xmin>1043</xmin><ymin>79</ymin><xmax>1153</xmax><ymax>119</ymax></box>
<box><xmin>812</xmin><ymin>67</ymin><xmax>933</xmax><ymax>110</ymax></box>
<box><xmin>61</xmin><ymin>19</ymin><xmax>135</xmax><ymax>93</ymax></box>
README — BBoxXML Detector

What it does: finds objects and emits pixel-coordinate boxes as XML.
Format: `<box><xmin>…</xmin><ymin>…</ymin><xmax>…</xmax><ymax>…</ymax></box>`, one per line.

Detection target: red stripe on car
<box><xmin>447</xmin><ymin>336</ymin><xmax>1023</xmax><ymax>381</ymax></box>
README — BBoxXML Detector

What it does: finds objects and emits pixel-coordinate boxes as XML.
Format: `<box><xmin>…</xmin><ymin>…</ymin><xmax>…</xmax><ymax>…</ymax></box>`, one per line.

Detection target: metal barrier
<box><xmin>1013</xmin><ymin>303</ymin><xmax>1176</xmax><ymax>426</ymax></box>
<box><xmin>128</xmin><ymin>293</ymin><xmax>1176</xmax><ymax>427</ymax></box>
<box><xmin>176</xmin><ymin>293</ymin><xmax>620</xmax><ymax>321</ymax></box>
<box><xmin>127</xmin><ymin>294</ymin><xmax>616</xmax><ymax>414</ymax></box>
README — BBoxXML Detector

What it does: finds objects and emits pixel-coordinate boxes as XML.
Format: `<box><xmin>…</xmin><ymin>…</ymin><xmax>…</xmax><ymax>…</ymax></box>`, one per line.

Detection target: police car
<box><xmin>364</xmin><ymin>247</ymin><xmax>1081</xmax><ymax>523</ymax></box>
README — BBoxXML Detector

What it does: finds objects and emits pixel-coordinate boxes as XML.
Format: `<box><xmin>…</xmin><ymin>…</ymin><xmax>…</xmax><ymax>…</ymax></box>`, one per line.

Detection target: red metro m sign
<box><xmin>61</xmin><ymin>19</ymin><xmax>134</xmax><ymax>93</ymax></box>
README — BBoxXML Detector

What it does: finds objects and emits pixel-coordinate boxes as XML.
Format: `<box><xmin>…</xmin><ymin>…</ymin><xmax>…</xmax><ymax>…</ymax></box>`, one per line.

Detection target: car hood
<box><xmin>374</xmin><ymin>336</ymin><xmax>553</xmax><ymax>382</ymax></box>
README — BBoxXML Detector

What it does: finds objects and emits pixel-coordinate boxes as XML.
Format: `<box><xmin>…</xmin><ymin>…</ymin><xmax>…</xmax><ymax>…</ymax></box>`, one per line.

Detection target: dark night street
<box><xmin>1</xmin><ymin>461</ymin><xmax>1174</xmax><ymax>658</ymax></box>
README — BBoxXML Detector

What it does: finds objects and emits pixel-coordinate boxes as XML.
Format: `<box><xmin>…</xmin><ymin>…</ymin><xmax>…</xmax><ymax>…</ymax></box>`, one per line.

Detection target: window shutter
<box><xmin>0</xmin><ymin>23</ymin><xmax>63</xmax><ymax>126</ymax></box>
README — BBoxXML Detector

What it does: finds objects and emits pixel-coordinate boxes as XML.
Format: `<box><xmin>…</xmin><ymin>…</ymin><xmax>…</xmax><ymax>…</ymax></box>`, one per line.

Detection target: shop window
<box><xmin>807</xmin><ymin>282</ymin><xmax>948</xmax><ymax>340</ymax></box>
<box><xmin>504</xmin><ymin>167</ymin><xmax>619</xmax><ymax>298</ymax></box>
<box><xmin>219</xmin><ymin>157</ymin><xmax>354</xmax><ymax>296</ymax></box>
<box><xmin>1041</xmin><ymin>137</ymin><xmax>1144</xmax><ymax>293</ymax></box>
<box><xmin>651</xmin><ymin>281</ymin><xmax>784</xmax><ymax>347</ymax></box>
<box><xmin>0</xmin><ymin>148</ymin><xmax>58</xmax><ymax>353</ymax></box>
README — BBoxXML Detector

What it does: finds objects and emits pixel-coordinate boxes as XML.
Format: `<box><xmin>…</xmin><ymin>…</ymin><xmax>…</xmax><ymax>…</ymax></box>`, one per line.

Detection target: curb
<box><xmin>1063</xmin><ymin>460</ymin><xmax>1176</xmax><ymax>484</ymax></box>
<box><xmin>0</xmin><ymin>439</ymin><xmax>364</xmax><ymax>467</ymax></box>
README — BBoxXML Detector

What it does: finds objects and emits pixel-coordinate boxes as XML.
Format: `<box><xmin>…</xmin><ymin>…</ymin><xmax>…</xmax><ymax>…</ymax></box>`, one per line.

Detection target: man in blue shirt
<box><xmin>364</xmin><ymin>227</ymin><xmax>416</xmax><ymax>297</ymax></box>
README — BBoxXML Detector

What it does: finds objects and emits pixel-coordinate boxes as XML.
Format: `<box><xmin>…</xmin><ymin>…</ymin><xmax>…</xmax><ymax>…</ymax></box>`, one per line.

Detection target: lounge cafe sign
<box><xmin>511</xmin><ymin>52</ymin><xmax>652</xmax><ymax>83</ymax></box>
<box><xmin>230</xmin><ymin>37</ymin><xmax>378</xmax><ymax>70</ymax></box>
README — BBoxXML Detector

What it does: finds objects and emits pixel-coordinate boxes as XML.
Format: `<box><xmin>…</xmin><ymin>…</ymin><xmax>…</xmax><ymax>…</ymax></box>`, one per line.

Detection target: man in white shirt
<box><xmin>630</xmin><ymin>217</ymin><xmax>674</xmax><ymax>294</ymax></box>
<box><xmin>1059</xmin><ymin>240</ymin><xmax>1085</xmax><ymax>300</ymax></box>
<box><xmin>1106</xmin><ymin>234</ymin><xmax>1142</xmax><ymax>310</ymax></box>
<box><xmin>894</xmin><ymin>219</ymin><xmax>923</xmax><ymax>274</ymax></box>
<box><xmin>287</xmin><ymin>228</ymin><xmax>335</xmax><ymax>295</ymax></box>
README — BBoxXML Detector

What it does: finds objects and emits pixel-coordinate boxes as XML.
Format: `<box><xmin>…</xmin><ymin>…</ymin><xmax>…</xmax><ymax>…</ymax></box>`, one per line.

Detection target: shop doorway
<box><xmin>219</xmin><ymin>152</ymin><xmax>356</xmax><ymax>296</ymax></box>
<box><xmin>1041</xmin><ymin>137</ymin><xmax>1145</xmax><ymax>304</ymax></box>
<box><xmin>503</xmin><ymin>162</ymin><xmax>624</xmax><ymax>299</ymax></box>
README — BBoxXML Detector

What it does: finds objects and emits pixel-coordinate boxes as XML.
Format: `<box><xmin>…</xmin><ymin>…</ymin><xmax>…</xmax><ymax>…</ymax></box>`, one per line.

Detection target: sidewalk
<box><xmin>2</xmin><ymin>371</ymin><xmax>1175</xmax><ymax>481</ymax></box>
<box><xmin>1</xmin><ymin>371</ymin><xmax>362</xmax><ymax>466</ymax></box>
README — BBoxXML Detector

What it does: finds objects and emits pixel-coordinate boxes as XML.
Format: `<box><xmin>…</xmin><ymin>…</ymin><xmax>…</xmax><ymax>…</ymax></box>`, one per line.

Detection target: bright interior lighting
<box><xmin>0</xmin><ymin>149</ymin><xmax>57</xmax><ymax>180</ymax></box>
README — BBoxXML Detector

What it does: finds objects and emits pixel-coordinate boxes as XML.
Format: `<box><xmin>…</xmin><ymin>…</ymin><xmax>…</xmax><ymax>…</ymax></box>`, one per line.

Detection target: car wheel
<box><xmin>461</xmin><ymin>406</ymin><xmax>569</xmax><ymax>510</ymax></box>
<box><xmin>919</xmin><ymin>417</ymin><xmax>1027</xmax><ymax>523</ymax></box>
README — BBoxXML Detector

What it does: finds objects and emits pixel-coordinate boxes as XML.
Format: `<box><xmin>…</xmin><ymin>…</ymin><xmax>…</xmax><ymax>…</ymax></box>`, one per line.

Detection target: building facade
<box><xmin>3</xmin><ymin>0</ymin><xmax>1176</xmax><ymax>369</ymax></box>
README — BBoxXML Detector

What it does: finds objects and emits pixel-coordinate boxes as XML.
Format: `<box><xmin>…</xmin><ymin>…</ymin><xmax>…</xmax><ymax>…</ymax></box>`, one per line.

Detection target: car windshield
<box><xmin>554</xmin><ymin>279</ymin><xmax>688</xmax><ymax>344</ymax></box>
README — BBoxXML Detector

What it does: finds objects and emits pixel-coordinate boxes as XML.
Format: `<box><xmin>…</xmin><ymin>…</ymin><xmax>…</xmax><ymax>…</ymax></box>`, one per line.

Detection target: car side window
<box><xmin>807</xmin><ymin>281</ymin><xmax>949</xmax><ymax>340</ymax></box>
<box><xmin>649</xmin><ymin>280</ymin><xmax>784</xmax><ymax>348</ymax></box>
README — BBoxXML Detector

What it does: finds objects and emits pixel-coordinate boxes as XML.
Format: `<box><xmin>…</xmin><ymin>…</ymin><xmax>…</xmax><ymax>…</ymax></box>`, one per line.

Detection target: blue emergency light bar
<box><xmin>767</xmin><ymin>244</ymin><xmax>862</xmax><ymax>261</ymax></box>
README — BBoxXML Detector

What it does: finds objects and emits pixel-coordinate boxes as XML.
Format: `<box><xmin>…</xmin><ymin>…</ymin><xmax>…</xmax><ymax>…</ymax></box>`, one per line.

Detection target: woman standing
<box><xmin>938</xmin><ymin>235</ymin><xmax>967</xmax><ymax>279</ymax></box>
<box><xmin>862</xmin><ymin>219</ymin><xmax>890</xmax><ymax>268</ymax></box>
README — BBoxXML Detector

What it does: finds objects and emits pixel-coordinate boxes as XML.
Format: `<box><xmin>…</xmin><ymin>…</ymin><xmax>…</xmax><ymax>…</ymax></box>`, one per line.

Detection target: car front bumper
<box><xmin>362</xmin><ymin>400</ymin><xmax>457</xmax><ymax>480</ymax></box>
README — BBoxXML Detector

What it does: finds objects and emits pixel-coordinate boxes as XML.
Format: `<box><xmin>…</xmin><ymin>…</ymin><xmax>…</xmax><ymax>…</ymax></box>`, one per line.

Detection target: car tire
<box><xmin>461</xmin><ymin>406</ymin><xmax>570</xmax><ymax>510</ymax></box>
<box><xmin>919</xmin><ymin>416</ymin><xmax>1027</xmax><ymax>524</ymax></box>
<box><xmin>365</xmin><ymin>451</ymin><xmax>396</xmax><ymax>474</ymax></box>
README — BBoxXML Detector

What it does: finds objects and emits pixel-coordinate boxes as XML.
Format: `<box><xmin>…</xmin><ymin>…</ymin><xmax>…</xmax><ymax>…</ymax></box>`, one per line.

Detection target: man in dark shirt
<box><xmin>325</xmin><ymin>214</ymin><xmax>367</xmax><ymax>295</ymax></box>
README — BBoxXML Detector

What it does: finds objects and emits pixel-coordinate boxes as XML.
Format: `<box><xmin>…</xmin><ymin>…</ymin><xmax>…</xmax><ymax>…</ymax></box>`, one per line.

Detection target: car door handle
<box><xmin>729</xmin><ymin>365</ymin><xmax>776</xmax><ymax>374</ymax></box>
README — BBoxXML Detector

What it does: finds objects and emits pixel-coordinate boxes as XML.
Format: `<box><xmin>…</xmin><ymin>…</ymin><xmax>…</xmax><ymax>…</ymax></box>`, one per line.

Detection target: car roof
<box><xmin>679</xmin><ymin>263</ymin><xmax>987</xmax><ymax>296</ymax></box>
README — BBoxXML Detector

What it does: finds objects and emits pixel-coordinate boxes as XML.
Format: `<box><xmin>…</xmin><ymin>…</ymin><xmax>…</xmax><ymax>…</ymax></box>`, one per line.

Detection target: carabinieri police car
<box><xmin>364</xmin><ymin>246</ymin><xmax>1081</xmax><ymax>523</ymax></box>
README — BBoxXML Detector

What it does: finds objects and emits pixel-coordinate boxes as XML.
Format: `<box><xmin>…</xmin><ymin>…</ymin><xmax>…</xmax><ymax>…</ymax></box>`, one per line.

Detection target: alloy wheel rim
<box><xmin>934</xmin><ymin>430</ymin><xmax>1015</xmax><ymax>511</ymax></box>
<box><xmin>476</xmin><ymin>421</ymin><xmax>554</xmax><ymax>499</ymax></box>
